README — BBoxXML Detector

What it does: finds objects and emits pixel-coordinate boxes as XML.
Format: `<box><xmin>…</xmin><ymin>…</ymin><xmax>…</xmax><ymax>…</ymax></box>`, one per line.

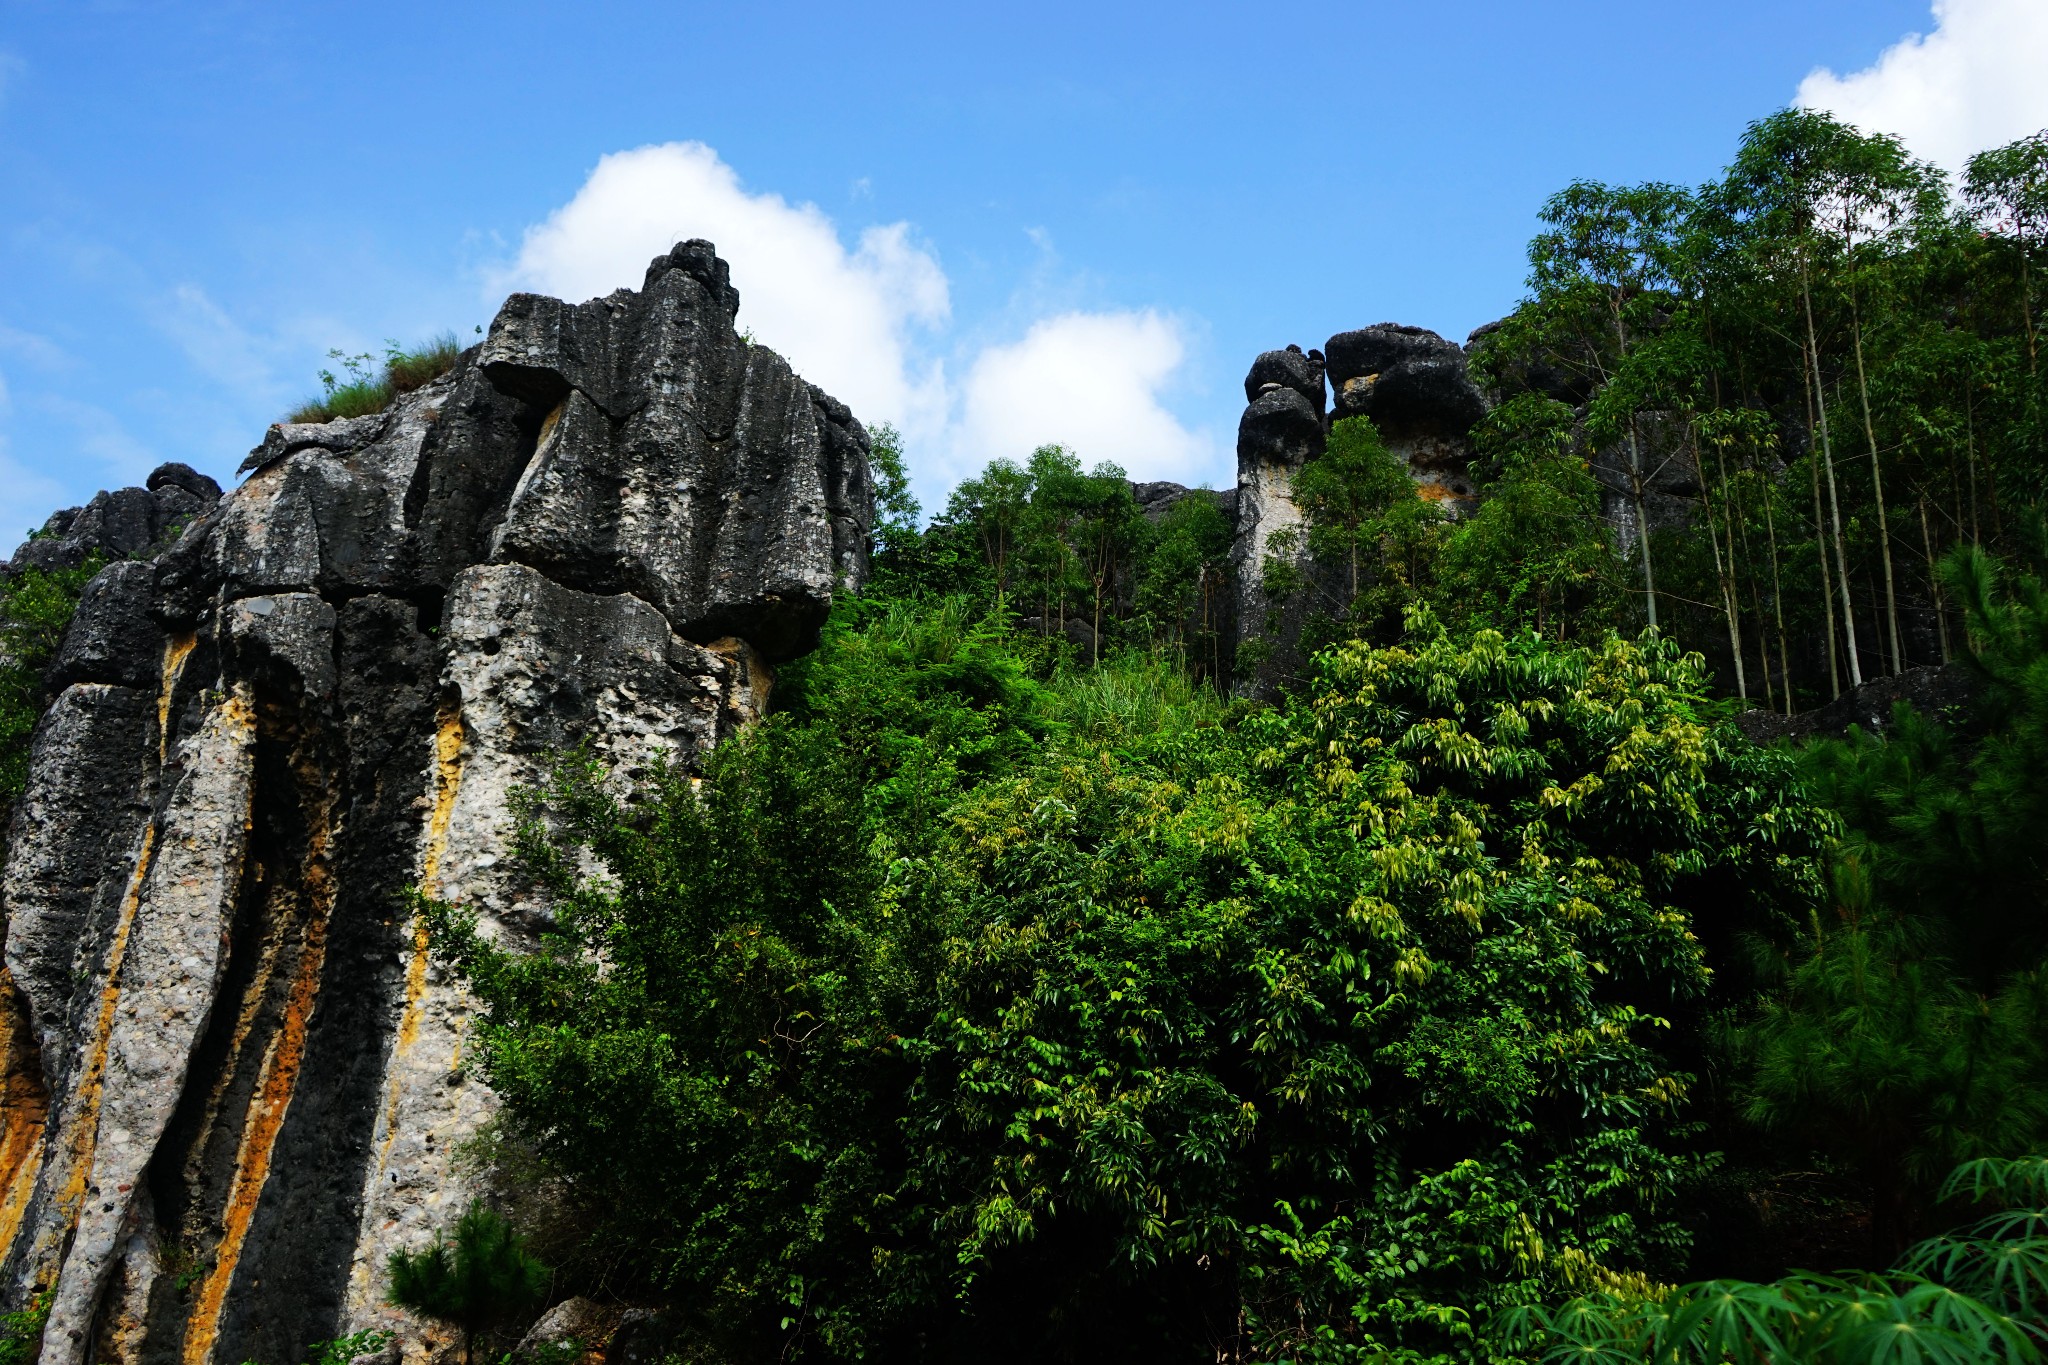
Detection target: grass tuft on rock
<box><xmin>287</xmin><ymin>332</ymin><xmax>464</xmax><ymax>424</ymax></box>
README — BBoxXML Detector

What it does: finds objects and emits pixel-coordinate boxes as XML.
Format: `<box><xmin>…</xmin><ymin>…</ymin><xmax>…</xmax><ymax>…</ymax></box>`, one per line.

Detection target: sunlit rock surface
<box><xmin>0</xmin><ymin>241</ymin><xmax>870</xmax><ymax>1365</ymax></box>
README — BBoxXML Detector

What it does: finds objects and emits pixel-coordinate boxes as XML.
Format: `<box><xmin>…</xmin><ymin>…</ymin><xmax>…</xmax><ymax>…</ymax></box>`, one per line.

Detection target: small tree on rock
<box><xmin>387</xmin><ymin>1202</ymin><xmax>549</xmax><ymax>1365</ymax></box>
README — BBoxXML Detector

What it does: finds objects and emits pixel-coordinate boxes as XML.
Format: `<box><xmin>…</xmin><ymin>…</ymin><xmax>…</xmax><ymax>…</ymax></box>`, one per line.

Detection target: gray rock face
<box><xmin>6</xmin><ymin>464</ymin><xmax>223</xmax><ymax>574</ymax></box>
<box><xmin>1324</xmin><ymin>324</ymin><xmax>1486</xmax><ymax>514</ymax></box>
<box><xmin>1231</xmin><ymin>374</ymin><xmax>1325</xmax><ymax>698</ymax></box>
<box><xmin>0</xmin><ymin>242</ymin><xmax>870</xmax><ymax>1364</ymax></box>
<box><xmin>480</xmin><ymin>241</ymin><xmax>868</xmax><ymax>661</ymax></box>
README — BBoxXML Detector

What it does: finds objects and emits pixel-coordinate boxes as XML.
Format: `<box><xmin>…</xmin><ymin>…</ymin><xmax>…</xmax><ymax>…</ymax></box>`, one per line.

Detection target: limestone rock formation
<box><xmin>0</xmin><ymin>242</ymin><xmax>870</xmax><ymax>1364</ymax></box>
<box><xmin>1324</xmin><ymin>324</ymin><xmax>1486</xmax><ymax>514</ymax></box>
<box><xmin>1229</xmin><ymin>328</ymin><xmax>1488</xmax><ymax>696</ymax></box>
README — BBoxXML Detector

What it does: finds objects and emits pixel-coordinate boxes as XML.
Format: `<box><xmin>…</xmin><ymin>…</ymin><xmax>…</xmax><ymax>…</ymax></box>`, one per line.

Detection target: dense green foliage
<box><xmin>386</xmin><ymin>1203</ymin><xmax>548</xmax><ymax>1363</ymax></box>
<box><xmin>1470</xmin><ymin>111</ymin><xmax>2048</xmax><ymax>711</ymax></box>
<box><xmin>429</xmin><ymin>600</ymin><xmax>1842</xmax><ymax>1360</ymax></box>
<box><xmin>1501</xmin><ymin>1156</ymin><xmax>2048</xmax><ymax>1363</ymax></box>
<box><xmin>1734</xmin><ymin>532</ymin><xmax>2048</xmax><ymax>1255</ymax></box>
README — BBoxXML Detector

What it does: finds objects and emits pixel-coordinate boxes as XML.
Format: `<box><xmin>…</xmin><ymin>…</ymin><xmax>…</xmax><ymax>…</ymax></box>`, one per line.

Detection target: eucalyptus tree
<box><xmin>1016</xmin><ymin>443</ymin><xmax>1087</xmax><ymax>636</ymax></box>
<box><xmin>1965</xmin><ymin>128</ymin><xmax>2048</xmax><ymax>374</ymax></box>
<box><xmin>1825</xmin><ymin>123</ymin><xmax>1946</xmax><ymax>674</ymax></box>
<box><xmin>1712</xmin><ymin>109</ymin><xmax>1890</xmax><ymax>685</ymax></box>
<box><xmin>1068</xmin><ymin>460</ymin><xmax>1145</xmax><ymax>662</ymax></box>
<box><xmin>1517</xmin><ymin>177</ymin><xmax>1697</xmax><ymax>627</ymax></box>
<box><xmin>944</xmin><ymin>456</ymin><xmax>1032</xmax><ymax>596</ymax></box>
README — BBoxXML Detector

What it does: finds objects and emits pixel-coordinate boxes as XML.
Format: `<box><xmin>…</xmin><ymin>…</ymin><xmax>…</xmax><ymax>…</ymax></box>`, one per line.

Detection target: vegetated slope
<box><xmin>417</xmin><ymin>110</ymin><xmax>2048</xmax><ymax>1364</ymax></box>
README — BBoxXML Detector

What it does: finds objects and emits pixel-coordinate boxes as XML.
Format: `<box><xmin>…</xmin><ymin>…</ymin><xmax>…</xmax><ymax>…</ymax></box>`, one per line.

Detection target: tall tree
<box><xmin>1520</xmin><ymin>179</ymin><xmax>1696</xmax><ymax>628</ymax></box>
<box><xmin>1965</xmin><ymin>129</ymin><xmax>2048</xmax><ymax>374</ymax></box>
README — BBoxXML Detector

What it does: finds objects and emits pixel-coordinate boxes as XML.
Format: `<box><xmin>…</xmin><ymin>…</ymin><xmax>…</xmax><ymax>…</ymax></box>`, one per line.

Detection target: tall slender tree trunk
<box><xmin>1699</xmin><ymin>445</ymin><xmax>1747</xmax><ymax>698</ymax></box>
<box><xmin>1764</xmin><ymin>487</ymin><xmax>1795</xmax><ymax>714</ymax></box>
<box><xmin>1801</xmin><ymin>272</ymin><xmax>1863</xmax><ymax>686</ymax></box>
<box><xmin>1965</xmin><ymin>389</ymin><xmax>1982</xmax><ymax>545</ymax></box>
<box><xmin>1919</xmin><ymin>496</ymin><xmax>1950</xmax><ymax>663</ymax></box>
<box><xmin>1730</xmin><ymin>456</ymin><xmax>1776</xmax><ymax>711</ymax></box>
<box><xmin>1807</xmin><ymin>374</ymin><xmax>1842</xmax><ymax>701</ymax></box>
<box><xmin>1628</xmin><ymin>424</ymin><xmax>1658</xmax><ymax>629</ymax></box>
<box><xmin>1850</xmin><ymin>307</ymin><xmax>1903</xmax><ymax>673</ymax></box>
<box><xmin>1611</xmin><ymin>293</ymin><xmax>1658</xmax><ymax>630</ymax></box>
<box><xmin>2022</xmin><ymin>228</ymin><xmax>2038</xmax><ymax>373</ymax></box>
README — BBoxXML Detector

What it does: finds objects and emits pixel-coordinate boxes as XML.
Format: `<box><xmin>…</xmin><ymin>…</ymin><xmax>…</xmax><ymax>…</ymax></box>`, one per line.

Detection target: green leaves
<box><xmin>386</xmin><ymin>1203</ymin><xmax>548</xmax><ymax>1359</ymax></box>
<box><xmin>1499</xmin><ymin>1158</ymin><xmax>2048</xmax><ymax>1364</ymax></box>
<box><xmin>428</xmin><ymin>595</ymin><xmax>1835</xmax><ymax>1360</ymax></box>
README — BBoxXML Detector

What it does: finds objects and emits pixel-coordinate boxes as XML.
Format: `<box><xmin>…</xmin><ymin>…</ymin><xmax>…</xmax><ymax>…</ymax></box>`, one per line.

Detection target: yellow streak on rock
<box><xmin>373</xmin><ymin>702</ymin><xmax>465</xmax><ymax>1180</ymax></box>
<box><xmin>53</xmin><ymin>821</ymin><xmax>157</xmax><ymax>1228</ymax></box>
<box><xmin>157</xmin><ymin>631</ymin><xmax>197</xmax><ymax>765</ymax></box>
<box><xmin>180</xmin><ymin>802</ymin><xmax>334</xmax><ymax>1365</ymax></box>
<box><xmin>0</xmin><ymin>969</ymin><xmax>50</xmax><ymax>1261</ymax></box>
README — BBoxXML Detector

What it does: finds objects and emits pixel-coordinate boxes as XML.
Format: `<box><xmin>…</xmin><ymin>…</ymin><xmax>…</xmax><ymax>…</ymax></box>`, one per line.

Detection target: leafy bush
<box><xmin>1497</xmin><ymin>1155</ymin><xmax>2048</xmax><ymax>1363</ymax></box>
<box><xmin>425</xmin><ymin>606</ymin><xmax>1833</xmax><ymax>1361</ymax></box>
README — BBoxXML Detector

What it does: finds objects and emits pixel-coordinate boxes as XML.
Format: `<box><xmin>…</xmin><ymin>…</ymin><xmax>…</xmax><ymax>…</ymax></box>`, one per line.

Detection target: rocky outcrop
<box><xmin>0</xmin><ymin>242</ymin><xmax>870</xmax><ymax>1364</ymax></box>
<box><xmin>1732</xmin><ymin>663</ymin><xmax>1979</xmax><ymax>747</ymax></box>
<box><xmin>1229</xmin><ymin>328</ymin><xmax>1488</xmax><ymax>696</ymax></box>
<box><xmin>1324</xmin><ymin>324</ymin><xmax>1486</xmax><ymax>515</ymax></box>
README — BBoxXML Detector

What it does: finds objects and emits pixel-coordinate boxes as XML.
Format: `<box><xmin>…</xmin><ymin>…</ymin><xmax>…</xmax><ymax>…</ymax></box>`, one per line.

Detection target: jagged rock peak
<box><xmin>4</xmin><ymin>462</ymin><xmax>224</xmax><ymax>575</ymax></box>
<box><xmin>0</xmin><ymin>242</ymin><xmax>872</xmax><ymax>1362</ymax></box>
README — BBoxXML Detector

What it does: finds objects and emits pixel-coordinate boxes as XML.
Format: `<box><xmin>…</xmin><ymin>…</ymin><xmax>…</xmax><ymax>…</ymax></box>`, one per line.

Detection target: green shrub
<box><xmin>0</xmin><ymin>1292</ymin><xmax>47</xmax><ymax>1365</ymax></box>
<box><xmin>425</xmin><ymin>606</ymin><xmax>1834</xmax><ymax>1361</ymax></box>
<box><xmin>287</xmin><ymin>333</ymin><xmax>463</xmax><ymax>424</ymax></box>
<box><xmin>1497</xmin><ymin>1155</ymin><xmax>2048</xmax><ymax>1363</ymax></box>
<box><xmin>387</xmin><ymin>1203</ymin><xmax>547</xmax><ymax>1365</ymax></box>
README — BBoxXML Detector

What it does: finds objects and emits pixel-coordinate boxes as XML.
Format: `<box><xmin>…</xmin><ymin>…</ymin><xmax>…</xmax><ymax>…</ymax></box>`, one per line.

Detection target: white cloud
<box><xmin>951</xmin><ymin>311</ymin><xmax>1214</xmax><ymax>485</ymax></box>
<box><xmin>499</xmin><ymin>142</ymin><xmax>1218</xmax><ymax>512</ymax></box>
<box><xmin>499</xmin><ymin>142</ymin><xmax>950</xmax><ymax>444</ymax></box>
<box><xmin>1796</xmin><ymin>0</ymin><xmax>2048</xmax><ymax>171</ymax></box>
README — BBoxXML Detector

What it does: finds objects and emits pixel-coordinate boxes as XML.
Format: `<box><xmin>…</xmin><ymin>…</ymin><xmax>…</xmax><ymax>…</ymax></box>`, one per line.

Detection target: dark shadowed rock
<box><xmin>44</xmin><ymin>561</ymin><xmax>166</xmax><ymax>692</ymax></box>
<box><xmin>1324</xmin><ymin>324</ymin><xmax>1486</xmax><ymax>435</ymax></box>
<box><xmin>6</xmin><ymin>470</ymin><xmax>220</xmax><ymax>574</ymax></box>
<box><xmin>146</xmin><ymin>462</ymin><xmax>223</xmax><ymax>502</ymax></box>
<box><xmin>514</xmin><ymin>1296</ymin><xmax>615</xmax><ymax>1362</ymax></box>
<box><xmin>1733</xmin><ymin>664</ymin><xmax>1979</xmax><ymax>747</ymax></box>
<box><xmin>1244</xmin><ymin>345</ymin><xmax>1326</xmax><ymax>415</ymax></box>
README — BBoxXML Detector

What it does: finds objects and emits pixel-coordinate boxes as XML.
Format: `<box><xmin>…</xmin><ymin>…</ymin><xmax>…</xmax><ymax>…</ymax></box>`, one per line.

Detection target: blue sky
<box><xmin>2</xmin><ymin>0</ymin><xmax>2042</xmax><ymax>541</ymax></box>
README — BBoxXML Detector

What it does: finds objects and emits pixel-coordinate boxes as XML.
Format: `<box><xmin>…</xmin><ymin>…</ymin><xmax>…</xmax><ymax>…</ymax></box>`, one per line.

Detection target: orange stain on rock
<box><xmin>0</xmin><ymin>969</ymin><xmax>50</xmax><ymax>1262</ymax></box>
<box><xmin>158</xmin><ymin>631</ymin><xmax>197</xmax><ymax>765</ymax></box>
<box><xmin>373</xmin><ymin>702</ymin><xmax>465</xmax><ymax>1185</ymax></box>
<box><xmin>55</xmin><ymin>821</ymin><xmax>159</xmax><ymax>1228</ymax></box>
<box><xmin>180</xmin><ymin>813</ymin><xmax>334</xmax><ymax>1365</ymax></box>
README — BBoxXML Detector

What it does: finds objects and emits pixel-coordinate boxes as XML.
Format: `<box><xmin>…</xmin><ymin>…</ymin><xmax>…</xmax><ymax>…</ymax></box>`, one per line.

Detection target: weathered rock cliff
<box><xmin>0</xmin><ymin>241</ymin><xmax>870</xmax><ymax>1364</ymax></box>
